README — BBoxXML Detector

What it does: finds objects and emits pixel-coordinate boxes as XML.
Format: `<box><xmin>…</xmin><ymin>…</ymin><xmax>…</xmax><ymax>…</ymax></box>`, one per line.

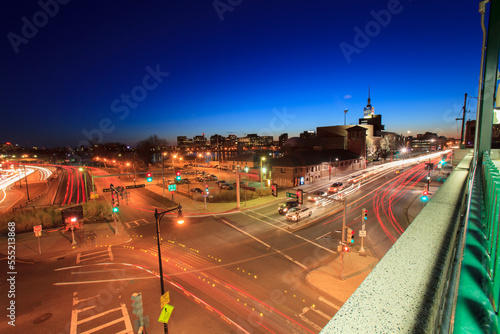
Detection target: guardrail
<box><xmin>453</xmin><ymin>152</ymin><xmax>500</xmax><ymax>332</ymax></box>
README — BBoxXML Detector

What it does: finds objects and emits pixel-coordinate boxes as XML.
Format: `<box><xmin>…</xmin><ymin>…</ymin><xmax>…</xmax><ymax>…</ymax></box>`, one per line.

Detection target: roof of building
<box><xmin>269</xmin><ymin>149</ymin><xmax>361</xmax><ymax>167</ymax></box>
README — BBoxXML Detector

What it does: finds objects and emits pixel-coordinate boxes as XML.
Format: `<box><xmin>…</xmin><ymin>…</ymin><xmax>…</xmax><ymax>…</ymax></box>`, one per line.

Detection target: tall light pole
<box><xmin>154</xmin><ymin>206</ymin><xmax>184</xmax><ymax>334</ymax></box>
<box><xmin>260</xmin><ymin>157</ymin><xmax>266</xmax><ymax>192</ymax></box>
<box><xmin>344</xmin><ymin>108</ymin><xmax>348</xmax><ymax>125</ymax></box>
<box><xmin>162</xmin><ymin>152</ymin><xmax>167</xmax><ymax>197</ymax></box>
<box><xmin>401</xmin><ymin>148</ymin><xmax>407</xmax><ymax>168</ymax></box>
<box><xmin>23</xmin><ymin>164</ymin><xmax>30</xmax><ymax>201</ymax></box>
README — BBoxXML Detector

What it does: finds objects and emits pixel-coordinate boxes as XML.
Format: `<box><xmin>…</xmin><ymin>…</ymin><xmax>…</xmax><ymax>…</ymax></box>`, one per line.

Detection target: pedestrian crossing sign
<box><xmin>158</xmin><ymin>304</ymin><xmax>174</xmax><ymax>324</ymax></box>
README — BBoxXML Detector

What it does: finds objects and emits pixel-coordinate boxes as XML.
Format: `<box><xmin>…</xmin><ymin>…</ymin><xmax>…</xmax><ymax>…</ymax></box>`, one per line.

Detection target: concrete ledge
<box><xmin>321</xmin><ymin>154</ymin><xmax>472</xmax><ymax>333</ymax></box>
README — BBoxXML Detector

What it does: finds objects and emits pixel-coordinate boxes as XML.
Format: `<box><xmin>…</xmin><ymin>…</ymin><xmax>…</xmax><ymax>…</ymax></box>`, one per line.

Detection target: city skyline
<box><xmin>1</xmin><ymin>0</ymin><xmax>481</xmax><ymax>148</ymax></box>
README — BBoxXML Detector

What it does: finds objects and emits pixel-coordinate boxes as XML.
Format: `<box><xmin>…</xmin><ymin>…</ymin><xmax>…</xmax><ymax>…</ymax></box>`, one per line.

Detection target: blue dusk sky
<box><xmin>1</xmin><ymin>0</ymin><xmax>483</xmax><ymax>148</ymax></box>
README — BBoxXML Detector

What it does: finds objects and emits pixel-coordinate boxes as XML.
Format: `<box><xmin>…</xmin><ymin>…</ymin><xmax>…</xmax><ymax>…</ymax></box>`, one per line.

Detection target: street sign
<box><xmin>33</xmin><ymin>225</ymin><xmax>42</xmax><ymax>232</ymax></box>
<box><xmin>160</xmin><ymin>291</ymin><xmax>170</xmax><ymax>309</ymax></box>
<box><xmin>158</xmin><ymin>304</ymin><xmax>174</xmax><ymax>324</ymax></box>
<box><xmin>126</xmin><ymin>184</ymin><xmax>146</xmax><ymax>189</ymax></box>
<box><xmin>241</xmin><ymin>185</ymin><xmax>256</xmax><ymax>192</ymax></box>
<box><xmin>286</xmin><ymin>192</ymin><xmax>298</xmax><ymax>198</ymax></box>
<box><xmin>168</xmin><ymin>184</ymin><xmax>177</xmax><ymax>192</ymax></box>
<box><xmin>103</xmin><ymin>188</ymin><xmax>112</xmax><ymax>192</ymax></box>
<box><xmin>359</xmin><ymin>230</ymin><xmax>367</xmax><ymax>237</ymax></box>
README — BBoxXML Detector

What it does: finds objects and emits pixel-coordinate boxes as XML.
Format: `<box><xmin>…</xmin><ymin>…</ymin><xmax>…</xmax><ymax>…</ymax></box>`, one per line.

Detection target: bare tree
<box><xmin>136</xmin><ymin>134</ymin><xmax>168</xmax><ymax>164</ymax></box>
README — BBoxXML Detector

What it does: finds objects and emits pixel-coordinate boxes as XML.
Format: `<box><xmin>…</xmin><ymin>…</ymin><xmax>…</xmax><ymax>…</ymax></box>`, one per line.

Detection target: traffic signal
<box><xmin>421</xmin><ymin>195</ymin><xmax>429</xmax><ymax>202</ymax></box>
<box><xmin>177</xmin><ymin>206</ymin><xmax>184</xmax><ymax>224</ymax></box>
<box><xmin>205</xmin><ymin>186</ymin><xmax>209</xmax><ymax>194</ymax></box>
<box><xmin>146</xmin><ymin>172</ymin><xmax>153</xmax><ymax>182</ymax></box>
<box><xmin>271</xmin><ymin>183</ymin><xmax>278</xmax><ymax>197</ymax></box>
<box><xmin>131</xmin><ymin>293</ymin><xmax>143</xmax><ymax>317</ymax></box>
<box><xmin>423</xmin><ymin>186</ymin><xmax>429</xmax><ymax>196</ymax></box>
<box><xmin>296</xmin><ymin>189</ymin><xmax>303</xmax><ymax>204</ymax></box>
<box><xmin>113</xmin><ymin>206</ymin><xmax>119</xmax><ymax>213</ymax></box>
<box><xmin>347</xmin><ymin>227</ymin><xmax>355</xmax><ymax>243</ymax></box>
<box><xmin>175</xmin><ymin>170</ymin><xmax>181</xmax><ymax>182</ymax></box>
<box><xmin>362</xmin><ymin>208</ymin><xmax>368</xmax><ymax>222</ymax></box>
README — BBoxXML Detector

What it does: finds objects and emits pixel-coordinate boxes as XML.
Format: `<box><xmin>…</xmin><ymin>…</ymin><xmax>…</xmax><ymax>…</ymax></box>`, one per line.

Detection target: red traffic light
<box><xmin>423</xmin><ymin>190</ymin><xmax>429</xmax><ymax>195</ymax></box>
<box><xmin>176</xmin><ymin>171</ymin><xmax>181</xmax><ymax>176</ymax></box>
<box><xmin>146</xmin><ymin>172</ymin><xmax>152</xmax><ymax>177</ymax></box>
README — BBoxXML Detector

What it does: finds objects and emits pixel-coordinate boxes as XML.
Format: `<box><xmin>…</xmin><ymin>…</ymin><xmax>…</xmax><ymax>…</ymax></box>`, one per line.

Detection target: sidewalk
<box><xmin>306</xmin><ymin>247</ymin><xmax>379</xmax><ymax>305</ymax></box>
<box><xmin>0</xmin><ymin>220</ymin><xmax>131</xmax><ymax>263</ymax></box>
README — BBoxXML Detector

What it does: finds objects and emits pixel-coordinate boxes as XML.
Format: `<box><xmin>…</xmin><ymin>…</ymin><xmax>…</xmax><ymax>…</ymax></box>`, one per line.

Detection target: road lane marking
<box><xmin>319</xmin><ymin>296</ymin><xmax>341</xmax><ymax>310</ymax></box>
<box><xmin>241</xmin><ymin>212</ymin><xmax>335</xmax><ymax>255</ymax></box>
<box><xmin>218</xmin><ymin>217</ymin><xmax>271</xmax><ymax>248</ymax></box>
<box><xmin>54</xmin><ymin>276</ymin><xmax>155</xmax><ymax>286</ymax></box>
<box><xmin>107</xmin><ymin>246</ymin><xmax>114</xmax><ymax>261</ymax></box>
<box><xmin>217</xmin><ymin>217</ymin><xmax>307</xmax><ymax>270</ymax></box>
<box><xmin>311</xmin><ymin>307</ymin><xmax>332</xmax><ymax>320</ymax></box>
<box><xmin>298</xmin><ymin>311</ymin><xmax>322</xmax><ymax>331</ymax></box>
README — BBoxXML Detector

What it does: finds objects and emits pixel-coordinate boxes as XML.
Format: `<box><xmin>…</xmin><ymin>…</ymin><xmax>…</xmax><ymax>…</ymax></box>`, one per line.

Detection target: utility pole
<box><xmin>203</xmin><ymin>171</ymin><xmax>207</xmax><ymax>210</ymax></box>
<box><xmin>236</xmin><ymin>171</ymin><xmax>240</xmax><ymax>209</ymax></box>
<box><xmin>339</xmin><ymin>197</ymin><xmax>347</xmax><ymax>281</ymax></box>
<box><xmin>344</xmin><ymin>109</ymin><xmax>348</xmax><ymax>125</ymax></box>
<box><xmin>162</xmin><ymin>154</ymin><xmax>165</xmax><ymax>197</ymax></box>
<box><xmin>23</xmin><ymin>164</ymin><xmax>30</xmax><ymax>201</ymax></box>
<box><xmin>456</xmin><ymin>93</ymin><xmax>467</xmax><ymax>149</ymax></box>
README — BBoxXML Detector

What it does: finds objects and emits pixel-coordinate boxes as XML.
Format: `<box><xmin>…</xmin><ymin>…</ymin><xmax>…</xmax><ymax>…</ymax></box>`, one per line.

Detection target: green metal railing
<box><xmin>454</xmin><ymin>152</ymin><xmax>500</xmax><ymax>333</ymax></box>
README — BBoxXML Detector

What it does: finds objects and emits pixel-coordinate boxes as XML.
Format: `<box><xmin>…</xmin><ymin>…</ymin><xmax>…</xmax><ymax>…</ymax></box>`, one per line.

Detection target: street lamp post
<box><xmin>23</xmin><ymin>164</ymin><xmax>30</xmax><ymax>201</ymax></box>
<box><xmin>154</xmin><ymin>205</ymin><xmax>184</xmax><ymax>334</ymax></box>
<box><xmin>260</xmin><ymin>157</ymin><xmax>266</xmax><ymax>192</ymax></box>
<box><xmin>79</xmin><ymin>167</ymin><xmax>87</xmax><ymax>201</ymax></box>
<box><xmin>162</xmin><ymin>153</ymin><xmax>167</xmax><ymax>197</ymax></box>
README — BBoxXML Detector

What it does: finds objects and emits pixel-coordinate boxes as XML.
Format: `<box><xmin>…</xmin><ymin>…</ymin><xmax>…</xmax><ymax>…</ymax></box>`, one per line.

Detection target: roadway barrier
<box><xmin>453</xmin><ymin>152</ymin><xmax>500</xmax><ymax>332</ymax></box>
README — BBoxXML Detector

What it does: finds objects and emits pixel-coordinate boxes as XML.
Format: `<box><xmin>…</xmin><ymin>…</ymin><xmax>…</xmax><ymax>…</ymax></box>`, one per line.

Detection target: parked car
<box><xmin>286</xmin><ymin>207</ymin><xmax>312</xmax><ymax>221</ymax></box>
<box><xmin>328</xmin><ymin>182</ymin><xmax>344</xmax><ymax>193</ymax></box>
<box><xmin>209</xmin><ymin>175</ymin><xmax>218</xmax><ymax>180</ymax></box>
<box><xmin>220</xmin><ymin>183</ymin><xmax>234</xmax><ymax>190</ymax></box>
<box><xmin>194</xmin><ymin>176</ymin><xmax>204</xmax><ymax>182</ymax></box>
<box><xmin>175</xmin><ymin>179</ymin><xmax>190</xmax><ymax>184</ymax></box>
<box><xmin>278</xmin><ymin>201</ymin><xmax>300</xmax><ymax>215</ymax></box>
<box><xmin>308</xmin><ymin>190</ymin><xmax>326</xmax><ymax>202</ymax></box>
<box><xmin>221</xmin><ymin>166</ymin><xmax>228</xmax><ymax>170</ymax></box>
<box><xmin>216</xmin><ymin>180</ymin><xmax>227</xmax><ymax>187</ymax></box>
<box><xmin>166</xmin><ymin>179</ymin><xmax>175</xmax><ymax>185</ymax></box>
<box><xmin>189</xmin><ymin>188</ymin><xmax>203</xmax><ymax>194</ymax></box>
<box><xmin>233</xmin><ymin>181</ymin><xmax>245</xmax><ymax>187</ymax></box>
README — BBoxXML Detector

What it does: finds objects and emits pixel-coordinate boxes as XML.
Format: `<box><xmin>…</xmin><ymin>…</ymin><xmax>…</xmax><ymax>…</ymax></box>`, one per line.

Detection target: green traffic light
<box><xmin>113</xmin><ymin>207</ymin><xmax>119</xmax><ymax>212</ymax></box>
<box><xmin>421</xmin><ymin>195</ymin><xmax>428</xmax><ymax>202</ymax></box>
<box><xmin>147</xmin><ymin>177</ymin><xmax>152</xmax><ymax>182</ymax></box>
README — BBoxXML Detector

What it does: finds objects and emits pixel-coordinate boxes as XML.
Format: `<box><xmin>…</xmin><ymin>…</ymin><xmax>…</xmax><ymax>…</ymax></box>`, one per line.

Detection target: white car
<box><xmin>286</xmin><ymin>207</ymin><xmax>312</xmax><ymax>222</ymax></box>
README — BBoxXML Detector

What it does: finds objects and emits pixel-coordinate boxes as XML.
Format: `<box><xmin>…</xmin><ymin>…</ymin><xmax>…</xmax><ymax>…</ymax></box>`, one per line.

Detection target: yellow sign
<box><xmin>160</xmin><ymin>291</ymin><xmax>170</xmax><ymax>308</ymax></box>
<box><xmin>158</xmin><ymin>304</ymin><xmax>174</xmax><ymax>324</ymax></box>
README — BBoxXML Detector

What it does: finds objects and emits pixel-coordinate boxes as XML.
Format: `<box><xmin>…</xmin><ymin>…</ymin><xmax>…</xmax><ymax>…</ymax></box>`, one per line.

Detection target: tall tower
<box><xmin>363</xmin><ymin>85</ymin><xmax>374</xmax><ymax>118</ymax></box>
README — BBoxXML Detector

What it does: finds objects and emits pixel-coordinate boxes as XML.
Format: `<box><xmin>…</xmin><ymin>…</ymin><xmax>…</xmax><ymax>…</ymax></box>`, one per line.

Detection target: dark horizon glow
<box><xmin>1</xmin><ymin>0</ymin><xmax>481</xmax><ymax>148</ymax></box>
